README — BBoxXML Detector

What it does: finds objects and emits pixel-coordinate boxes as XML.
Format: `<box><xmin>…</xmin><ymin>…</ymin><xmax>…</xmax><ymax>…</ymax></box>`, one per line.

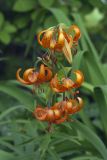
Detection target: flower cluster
<box><xmin>37</xmin><ymin>24</ymin><xmax>81</xmax><ymax>63</ymax></box>
<box><xmin>33</xmin><ymin>97</ymin><xmax>83</xmax><ymax>124</ymax></box>
<box><xmin>16</xmin><ymin>24</ymin><xmax>84</xmax><ymax>129</ymax></box>
<box><xmin>50</xmin><ymin>70</ymin><xmax>84</xmax><ymax>93</ymax></box>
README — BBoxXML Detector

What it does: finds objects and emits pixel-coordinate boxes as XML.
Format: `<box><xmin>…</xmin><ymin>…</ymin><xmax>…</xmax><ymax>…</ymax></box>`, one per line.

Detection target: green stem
<box><xmin>63</xmin><ymin>92</ymin><xmax>65</xmax><ymax>100</ymax></box>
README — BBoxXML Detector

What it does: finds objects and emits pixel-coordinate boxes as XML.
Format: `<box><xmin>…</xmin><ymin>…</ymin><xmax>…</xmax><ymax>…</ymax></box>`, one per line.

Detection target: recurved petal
<box><xmin>77</xmin><ymin>97</ymin><xmax>84</xmax><ymax>110</ymax></box>
<box><xmin>42</xmin><ymin>29</ymin><xmax>54</xmax><ymax>48</ymax></box>
<box><xmin>37</xmin><ymin>64</ymin><xmax>45</xmax><ymax>82</ymax></box>
<box><xmin>16</xmin><ymin>68</ymin><xmax>32</xmax><ymax>85</ymax></box>
<box><xmin>23</xmin><ymin>68</ymin><xmax>37</xmax><ymax>82</ymax></box>
<box><xmin>56</xmin><ymin>30</ymin><xmax>65</xmax><ymax>48</ymax></box>
<box><xmin>37</xmin><ymin>29</ymin><xmax>47</xmax><ymax>46</ymax></box>
<box><xmin>73</xmin><ymin>70</ymin><xmax>84</xmax><ymax>88</ymax></box>
<box><xmin>72</xmin><ymin>97</ymin><xmax>83</xmax><ymax>113</ymax></box>
<box><xmin>34</xmin><ymin>107</ymin><xmax>47</xmax><ymax>121</ymax></box>
<box><xmin>68</xmin><ymin>25</ymin><xmax>81</xmax><ymax>42</ymax></box>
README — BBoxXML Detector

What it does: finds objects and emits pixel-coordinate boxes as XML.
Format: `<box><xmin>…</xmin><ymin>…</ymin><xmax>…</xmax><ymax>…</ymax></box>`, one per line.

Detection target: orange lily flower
<box><xmin>33</xmin><ymin>104</ymin><xmax>67</xmax><ymax>124</ymax></box>
<box><xmin>37</xmin><ymin>25</ymin><xmax>80</xmax><ymax>51</ymax></box>
<box><xmin>16</xmin><ymin>68</ymin><xmax>38</xmax><ymax>85</ymax></box>
<box><xmin>37</xmin><ymin>24</ymin><xmax>81</xmax><ymax>64</ymax></box>
<box><xmin>38</xmin><ymin>28</ymin><xmax>72</xmax><ymax>49</ymax></box>
<box><xmin>63</xmin><ymin>97</ymin><xmax>83</xmax><ymax>114</ymax></box>
<box><xmin>62</xmin><ymin>25</ymin><xmax>81</xmax><ymax>63</ymax></box>
<box><xmin>33</xmin><ymin>96</ymin><xmax>83</xmax><ymax>124</ymax></box>
<box><xmin>50</xmin><ymin>70</ymin><xmax>84</xmax><ymax>93</ymax></box>
<box><xmin>16</xmin><ymin>64</ymin><xmax>52</xmax><ymax>85</ymax></box>
<box><xmin>51</xmin><ymin>96</ymin><xmax>83</xmax><ymax>115</ymax></box>
<box><xmin>50</xmin><ymin>74</ymin><xmax>68</xmax><ymax>93</ymax></box>
<box><xmin>37</xmin><ymin>27</ymin><xmax>73</xmax><ymax>63</ymax></box>
<box><xmin>36</xmin><ymin>64</ymin><xmax>52</xmax><ymax>84</ymax></box>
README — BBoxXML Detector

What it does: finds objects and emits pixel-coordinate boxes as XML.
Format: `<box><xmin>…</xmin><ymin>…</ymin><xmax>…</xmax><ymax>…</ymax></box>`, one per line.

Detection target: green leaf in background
<box><xmin>0</xmin><ymin>150</ymin><xmax>14</xmax><ymax>160</ymax></box>
<box><xmin>0</xmin><ymin>21</ymin><xmax>17</xmax><ymax>44</ymax></box>
<box><xmin>0</xmin><ymin>105</ymin><xmax>22</xmax><ymax>120</ymax></box>
<box><xmin>72</xmin><ymin>13</ymin><xmax>106</xmax><ymax>84</ymax></box>
<box><xmin>59</xmin><ymin>6</ymin><xmax>69</xmax><ymax>15</ymax></box>
<box><xmin>0</xmin><ymin>31</ymin><xmax>11</xmax><ymax>44</ymax></box>
<box><xmin>72</xmin><ymin>51</ymin><xmax>85</xmax><ymax>70</ymax></box>
<box><xmin>73</xmin><ymin>50</ymin><xmax>96</xmax><ymax>89</ymax></box>
<box><xmin>52</xmin><ymin>132</ymin><xmax>81</xmax><ymax>145</ymax></box>
<box><xmin>39</xmin><ymin>0</ymin><xmax>54</xmax><ymax>8</ymax></box>
<box><xmin>14</xmin><ymin>16</ymin><xmax>30</xmax><ymax>29</ymax></box>
<box><xmin>83</xmin><ymin>51</ymin><xmax>105</xmax><ymax>85</ymax></box>
<box><xmin>50</xmin><ymin>8</ymin><xmax>71</xmax><ymax>26</ymax></box>
<box><xmin>13</xmin><ymin>0</ymin><xmax>37</xmax><ymax>12</ymax></box>
<box><xmin>0</xmin><ymin>141</ymin><xmax>23</xmax><ymax>155</ymax></box>
<box><xmin>73</xmin><ymin>13</ymin><xmax>100</xmax><ymax>61</ymax></box>
<box><xmin>44</xmin><ymin>16</ymin><xmax>57</xmax><ymax>28</ymax></box>
<box><xmin>72</xmin><ymin>51</ymin><xmax>95</xmax><ymax>130</ymax></box>
<box><xmin>71</xmin><ymin>121</ymin><xmax>107</xmax><ymax>160</ymax></box>
<box><xmin>0</xmin><ymin>82</ymin><xmax>34</xmax><ymax>111</ymax></box>
<box><xmin>0</xmin><ymin>12</ymin><xmax>4</xmax><ymax>28</ymax></box>
<box><xmin>3</xmin><ymin>22</ymin><xmax>17</xmax><ymax>33</ymax></box>
<box><xmin>94</xmin><ymin>85</ymin><xmax>107</xmax><ymax>137</ymax></box>
<box><xmin>25</xmin><ymin>10</ymin><xmax>43</xmax><ymax>56</ymax></box>
<box><xmin>89</xmin><ymin>0</ymin><xmax>103</xmax><ymax>8</ymax></box>
<box><xmin>48</xmin><ymin>149</ymin><xmax>62</xmax><ymax>160</ymax></box>
<box><xmin>85</xmin><ymin>8</ymin><xmax>104</xmax><ymax>28</ymax></box>
<box><xmin>100</xmin><ymin>42</ymin><xmax>107</xmax><ymax>61</ymax></box>
<box><xmin>82</xmin><ymin>82</ymin><xmax>94</xmax><ymax>93</ymax></box>
<box><xmin>71</xmin><ymin>155</ymin><xmax>102</xmax><ymax>160</ymax></box>
<box><xmin>78</xmin><ymin>110</ymin><xmax>95</xmax><ymax>132</ymax></box>
<box><xmin>102</xmin><ymin>64</ymin><xmax>107</xmax><ymax>75</ymax></box>
<box><xmin>39</xmin><ymin>134</ymin><xmax>51</xmax><ymax>159</ymax></box>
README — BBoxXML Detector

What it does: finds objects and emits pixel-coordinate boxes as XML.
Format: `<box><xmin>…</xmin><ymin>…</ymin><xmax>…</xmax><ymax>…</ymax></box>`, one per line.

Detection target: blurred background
<box><xmin>0</xmin><ymin>0</ymin><xmax>107</xmax><ymax>160</ymax></box>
